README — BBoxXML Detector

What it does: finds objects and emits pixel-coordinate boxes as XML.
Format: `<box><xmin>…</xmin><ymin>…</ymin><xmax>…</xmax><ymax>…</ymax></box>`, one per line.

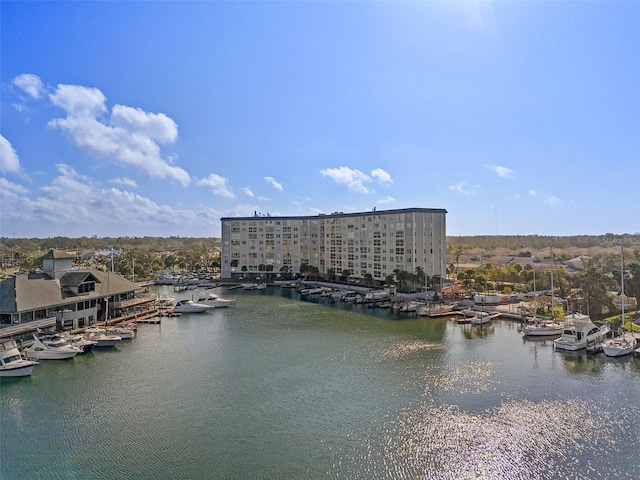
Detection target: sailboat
<box><xmin>603</xmin><ymin>245</ymin><xmax>637</xmax><ymax>357</ymax></box>
<box><xmin>85</xmin><ymin>264</ymin><xmax>122</xmax><ymax>347</ymax></box>
<box><xmin>522</xmin><ymin>269</ymin><xmax>563</xmax><ymax>337</ymax></box>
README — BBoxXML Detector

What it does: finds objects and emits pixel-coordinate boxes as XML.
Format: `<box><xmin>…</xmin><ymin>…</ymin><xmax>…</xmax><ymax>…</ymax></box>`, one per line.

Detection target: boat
<box><xmin>416</xmin><ymin>303</ymin><xmax>455</xmax><ymax>317</ymax></box>
<box><xmin>193</xmin><ymin>290</ymin><xmax>235</xmax><ymax>308</ymax></box>
<box><xmin>522</xmin><ymin>318</ymin><xmax>563</xmax><ymax>337</ymax></box>
<box><xmin>84</xmin><ymin>328</ymin><xmax>122</xmax><ymax>347</ymax></box>
<box><xmin>60</xmin><ymin>332</ymin><xmax>98</xmax><ymax>353</ymax></box>
<box><xmin>603</xmin><ymin>245</ymin><xmax>637</xmax><ymax>357</ymax></box>
<box><xmin>0</xmin><ymin>339</ymin><xmax>38</xmax><ymax>377</ymax></box>
<box><xmin>25</xmin><ymin>331</ymin><xmax>82</xmax><ymax>360</ymax></box>
<box><xmin>340</xmin><ymin>291</ymin><xmax>361</xmax><ymax>303</ymax></box>
<box><xmin>173</xmin><ymin>299</ymin><xmax>211</xmax><ymax>313</ymax></box>
<box><xmin>523</xmin><ymin>270</ymin><xmax>563</xmax><ymax>336</ymax></box>
<box><xmin>553</xmin><ymin>313</ymin><xmax>611</xmax><ymax>351</ymax></box>
<box><xmin>106</xmin><ymin>325</ymin><xmax>136</xmax><ymax>339</ymax></box>
<box><xmin>242</xmin><ymin>283</ymin><xmax>266</xmax><ymax>290</ymax></box>
<box><xmin>471</xmin><ymin>311</ymin><xmax>492</xmax><ymax>325</ymax></box>
<box><xmin>603</xmin><ymin>330</ymin><xmax>636</xmax><ymax>357</ymax></box>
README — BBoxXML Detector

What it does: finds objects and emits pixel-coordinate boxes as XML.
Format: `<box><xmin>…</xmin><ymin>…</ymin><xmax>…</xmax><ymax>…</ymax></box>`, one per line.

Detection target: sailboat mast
<box><xmin>621</xmin><ymin>245</ymin><xmax>625</xmax><ymax>329</ymax></box>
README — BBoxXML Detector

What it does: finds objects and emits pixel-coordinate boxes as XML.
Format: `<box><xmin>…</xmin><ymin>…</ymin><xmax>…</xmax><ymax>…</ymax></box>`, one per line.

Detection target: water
<box><xmin>2</xmin><ymin>286</ymin><xmax>639</xmax><ymax>479</ymax></box>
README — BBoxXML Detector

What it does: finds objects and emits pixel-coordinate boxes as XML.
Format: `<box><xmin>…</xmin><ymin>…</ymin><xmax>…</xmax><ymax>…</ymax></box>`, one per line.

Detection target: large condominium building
<box><xmin>220</xmin><ymin>207</ymin><xmax>447</xmax><ymax>284</ymax></box>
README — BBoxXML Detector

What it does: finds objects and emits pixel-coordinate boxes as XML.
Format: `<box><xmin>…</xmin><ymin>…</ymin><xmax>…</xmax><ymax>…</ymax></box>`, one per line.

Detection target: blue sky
<box><xmin>1</xmin><ymin>1</ymin><xmax>638</xmax><ymax>238</ymax></box>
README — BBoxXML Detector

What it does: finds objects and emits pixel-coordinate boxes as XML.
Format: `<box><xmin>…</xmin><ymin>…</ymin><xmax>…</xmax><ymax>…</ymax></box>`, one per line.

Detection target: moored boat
<box><xmin>0</xmin><ymin>339</ymin><xmax>38</xmax><ymax>377</ymax></box>
<box><xmin>25</xmin><ymin>331</ymin><xmax>82</xmax><ymax>360</ymax></box>
<box><xmin>522</xmin><ymin>318</ymin><xmax>563</xmax><ymax>337</ymax></box>
<box><xmin>193</xmin><ymin>290</ymin><xmax>235</xmax><ymax>308</ymax></box>
<box><xmin>471</xmin><ymin>311</ymin><xmax>492</xmax><ymax>325</ymax></box>
<box><xmin>173</xmin><ymin>299</ymin><xmax>211</xmax><ymax>313</ymax></box>
<box><xmin>553</xmin><ymin>313</ymin><xmax>611</xmax><ymax>351</ymax></box>
<box><xmin>84</xmin><ymin>328</ymin><xmax>122</xmax><ymax>347</ymax></box>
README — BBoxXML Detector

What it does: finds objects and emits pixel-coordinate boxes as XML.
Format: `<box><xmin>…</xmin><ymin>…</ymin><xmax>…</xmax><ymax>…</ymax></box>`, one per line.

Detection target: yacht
<box><xmin>84</xmin><ymin>328</ymin><xmax>122</xmax><ymax>347</ymax></box>
<box><xmin>106</xmin><ymin>325</ymin><xmax>136</xmax><ymax>339</ymax></box>
<box><xmin>553</xmin><ymin>313</ymin><xmax>611</xmax><ymax>351</ymax></box>
<box><xmin>25</xmin><ymin>331</ymin><xmax>82</xmax><ymax>360</ymax></box>
<box><xmin>0</xmin><ymin>339</ymin><xmax>38</xmax><ymax>377</ymax></box>
<box><xmin>173</xmin><ymin>299</ymin><xmax>211</xmax><ymax>313</ymax></box>
<box><xmin>193</xmin><ymin>290</ymin><xmax>235</xmax><ymax>308</ymax></box>
<box><xmin>60</xmin><ymin>332</ymin><xmax>98</xmax><ymax>353</ymax></box>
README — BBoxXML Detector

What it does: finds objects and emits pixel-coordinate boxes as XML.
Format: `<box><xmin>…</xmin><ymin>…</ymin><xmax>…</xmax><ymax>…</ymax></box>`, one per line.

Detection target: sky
<box><xmin>1</xmin><ymin>1</ymin><xmax>638</xmax><ymax>239</ymax></box>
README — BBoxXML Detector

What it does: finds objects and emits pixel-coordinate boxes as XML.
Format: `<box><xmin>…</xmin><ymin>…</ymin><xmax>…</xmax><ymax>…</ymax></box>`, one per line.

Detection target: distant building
<box><xmin>0</xmin><ymin>250</ymin><xmax>141</xmax><ymax>333</ymax></box>
<box><xmin>220</xmin><ymin>207</ymin><xmax>447</xmax><ymax>283</ymax></box>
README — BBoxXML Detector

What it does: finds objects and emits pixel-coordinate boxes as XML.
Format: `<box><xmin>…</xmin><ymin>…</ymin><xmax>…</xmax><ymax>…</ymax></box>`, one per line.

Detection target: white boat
<box><xmin>193</xmin><ymin>290</ymin><xmax>235</xmax><ymax>308</ymax></box>
<box><xmin>0</xmin><ymin>339</ymin><xmax>38</xmax><ymax>377</ymax></box>
<box><xmin>603</xmin><ymin>246</ymin><xmax>637</xmax><ymax>357</ymax></box>
<box><xmin>60</xmin><ymin>333</ymin><xmax>98</xmax><ymax>353</ymax></box>
<box><xmin>522</xmin><ymin>318</ymin><xmax>563</xmax><ymax>337</ymax></box>
<box><xmin>106</xmin><ymin>325</ymin><xmax>136</xmax><ymax>339</ymax></box>
<box><xmin>603</xmin><ymin>331</ymin><xmax>637</xmax><ymax>357</ymax></box>
<box><xmin>25</xmin><ymin>331</ymin><xmax>82</xmax><ymax>359</ymax></box>
<box><xmin>242</xmin><ymin>282</ymin><xmax>266</xmax><ymax>290</ymax></box>
<box><xmin>84</xmin><ymin>328</ymin><xmax>122</xmax><ymax>347</ymax></box>
<box><xmin>471</xmin><ymin>311</ymin><xmax>492</xmax><ymax>325</ymax></box>
<box><xmin>173</xmin><ymin>299</ymin><xmax>211</xmax><ymax>313</ymax></box>
<box><xmin>553</xmin><ymin>313</ymin><xmax>611</xmax><ymax>351</ymax></box>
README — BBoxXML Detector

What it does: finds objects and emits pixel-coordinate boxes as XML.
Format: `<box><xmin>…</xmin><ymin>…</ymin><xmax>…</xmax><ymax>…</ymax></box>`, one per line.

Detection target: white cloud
<box><xmin>109</xmin><ymin>177</ymin><xmax>138</xmax><ymax>188</ymax></box>
<box><xmin>243</xmin><ymin>187</ymin><xmax>254</xmax><ymax>197</ymax></box>
<box><xmin>320</xmin><ymin>166</ymin><xmax>372</xmax><ymax>193</ymax></box>
<box><xmin>257</xmin><ymin>196</ymin><xmax>271</xmax><ymax>202</ymax></box>
<box><xmin>487</xmin><ymin>165</ymin><xmax>514</xmax><ymax>178</ymax></box>
<box><xmin>197</xmin><ymin>173</ymin><xmax>235</xmax><ymax>199</ymax></box>
<box><xmin>264</xmin><ymin>176</ymin><xmax>283</xmax><ymax>191</ymax></box>
<box><xmin>529</xmin><ymin>189</ymin><xmax>561</xmax><ymax>205</ymax></box>
<box><xmin>111</xmin><ymin>105</ymin><xmax>177</xmax><ymax>144</ymax></box>
<box><xmin>376</xmin><ymin>195</ymin><xmax>396</xmax><ymax>205</ymax></box>
<box><xmin>0</xmin><ymin>135</ymin><xmax>21</xmax><ymax>173</ymax></box>
<box><xmin>12</xmin><ymin>73</ymin><xmax>45</xmax><ymax>99</ymax></box>
<box><xmin>449</xmin><ymin>181</ymin><xmax>477</xmax><ymax>195</ymax></box>
<box><xmin>0</xmin><ymin>177</ymin><xmax>29</xmax><ymax>196</ymax></box>
<box><xmin>0</xmin><ymin>163</ymin><xmax>216</xmax><ymax>237</ymax></box>
<box><xmin>371</xmin><ymin>168</ymin><xmax>393</xmax><ymax>184</ymax></box>
<box><xmin>46</xmin><ymin>82</ymin><xmax>190</xmax><ymax>186</ymax></box>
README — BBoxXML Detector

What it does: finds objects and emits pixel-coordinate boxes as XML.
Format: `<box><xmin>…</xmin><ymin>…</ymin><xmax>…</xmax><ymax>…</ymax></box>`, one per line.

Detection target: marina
<box><xmin>2</xmin><ymin>285</ymin><xmax>640</xmax><ymax>479</ymax></box>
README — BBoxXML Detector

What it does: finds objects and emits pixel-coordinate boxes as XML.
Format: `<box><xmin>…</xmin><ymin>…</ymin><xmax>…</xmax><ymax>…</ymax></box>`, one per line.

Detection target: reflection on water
<box><xmin>342</xmin><ymin>398</ymin><xmax>625</xmax><ymax>480</ymax></box>
<box><xmin>2</xmin><ymin>288</ymin><xmax>640</xmax><ymax>479</ymax></box>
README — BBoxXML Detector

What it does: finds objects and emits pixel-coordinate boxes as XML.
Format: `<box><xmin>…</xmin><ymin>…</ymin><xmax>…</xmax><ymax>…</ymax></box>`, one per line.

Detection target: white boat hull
<box><xmin>603</xmin><ymin>337</ymin><xmax>637</xmax><ymax>357</ymax></box>
<box><xmin>0</xmin><ymin>361</ymin><xmax>37</xmax><ymax>377</ymax></box>
<box><xmin>26</xmin><ymin>348</ymin><xmax>79</xmax><ymax>360</ymax></box>
<box><xmin>522</xmin><ymin>324</ymin><xmax>563</xmax><ymax>336</ymax></box>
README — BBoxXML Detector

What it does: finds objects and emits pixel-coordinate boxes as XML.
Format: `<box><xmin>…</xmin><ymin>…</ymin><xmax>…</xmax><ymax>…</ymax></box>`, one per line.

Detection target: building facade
<box><xmin>0</xmin><ymin>250</ymin><xmax>151</xmax><ymax>337</ymax></box>
<box><xmin>221</xmin><ymin>208</ymin><xmax>447</xmax><ymax>283</ymax></box>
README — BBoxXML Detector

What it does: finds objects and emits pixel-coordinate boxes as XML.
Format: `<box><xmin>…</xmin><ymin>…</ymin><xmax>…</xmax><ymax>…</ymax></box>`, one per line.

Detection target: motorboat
<box><xmin>106</xmin><ymin>325</ymin><xmax>136</xmax><ymax>339</ymax></box>
<box><xmin>193</xmin><ymin>290</ymin><xmax>235</xmax><ymax>308</ymax></box>
<box><xmin>0</xmin><ymin>339</ymin><xmax>38</xmax><ymax>377</ymax></box>
<box><xmin>553</xmin><ymin>313</ymin><xmax>611</xmax><ymax>351</ymax></box>
<box><xmin>242</xmin><ymin>282</ymin><xmax>266</xmax><ymax>290</ymax></box>
<box><xmin>471</xmin><ymin>311</ymin><xmax>492</xmax><ymax>325</ymax></box>
<box><xmin>60</xmin><ymin>332</ymin><xmax>98</xmax><ymax>353</ymax></box>
<box><xmin>84</xmin><ymin>328</ymin><xmax>122</xmax><ymax>347</ymax></box>
<box><xmin>602</xmin><ymin>331</ymin><xmax>637</xmax><ymax>357</ymax></box>
<box><xmin>173</xmin><ymin>299</ymin><xmax>211</xmax><ymax>313</ymax></box>
<box><xmin>25</xmin><ymin>331</ymin><xmax>82</xmax><ymax>360</ymax></box>
<box><xmin>522</xmin><ymin>318</ymin><xmax>563</xmax><ymax>337</ymax></box>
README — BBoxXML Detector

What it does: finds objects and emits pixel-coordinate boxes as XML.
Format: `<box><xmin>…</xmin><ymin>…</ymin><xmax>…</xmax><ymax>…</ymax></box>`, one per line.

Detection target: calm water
<box><xmin>2</xmin><ymin>286</ymin><xmax>639</xmax><ymax>479</ymax></box>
